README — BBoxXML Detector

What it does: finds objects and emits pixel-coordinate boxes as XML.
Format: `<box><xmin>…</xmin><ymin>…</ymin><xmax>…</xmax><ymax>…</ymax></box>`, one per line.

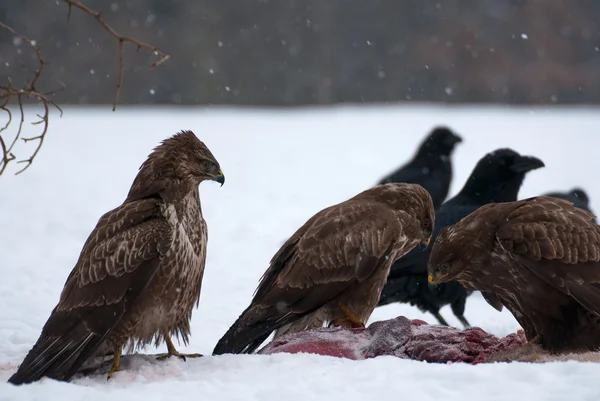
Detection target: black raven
<box><xmin>543</xmin><ymin>188</ymin><xmax>596</xmax><ymax>223</ymax></box>
<box><xmin>377</xmin><ymin>148</ymin><xmax>545</xmax><ymax>327</ymax></box>
<box><xmin>378</xmin><ymin>127</ymin><xmax>462</xmax><ymax>209</ymax></box>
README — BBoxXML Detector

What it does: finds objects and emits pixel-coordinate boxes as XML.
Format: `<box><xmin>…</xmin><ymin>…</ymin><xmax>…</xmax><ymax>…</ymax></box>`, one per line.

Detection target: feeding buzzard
<box><xmin>8</xmin><ymin>131</ymin><xmax>224</xmax><ymax>385</ymax></box>
<box><xmin>428</xmin><ymin>196</ymin><xmax>600</xmax><ymax>353</ymax></box>
<box><xmin>213</xmin><ymin>183</ymin><xmax>435</xmax><ymax>355</ymax></box>
<box><xmin>377</xmin><ymin>126</ymin><xmax>462</xmax><ymax>209</ymax></box>
<box><xmin>377</xmin><ymin>149</ymin><xmax>544</xmax><ymax>328</ymax></box>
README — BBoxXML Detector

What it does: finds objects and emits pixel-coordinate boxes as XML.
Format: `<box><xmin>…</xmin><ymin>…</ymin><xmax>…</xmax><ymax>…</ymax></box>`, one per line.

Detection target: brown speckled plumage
<box><xmin>9</xmin><ymin>131</ymin><xmax>224</xmax><ymax>385</ymax></box>
<box><xmin>428</xmin><ymin>196</ymin><xmax>600</xmax><ymax>353</ymax></box>
<box><xmin>213</xmin><ymin>183</ymin><xmax>435</xmax><ymax>355</ymax></box>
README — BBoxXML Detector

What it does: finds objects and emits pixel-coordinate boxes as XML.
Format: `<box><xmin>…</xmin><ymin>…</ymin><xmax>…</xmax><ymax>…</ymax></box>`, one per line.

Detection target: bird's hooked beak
<box><xmin>419</xmin><ymin>236</ymin><xmax>431</xmax><ymax>250</ymax></box>
<box><xmin>212</xmin><ymin>169</ymin><xmax>225</xmax><ymax>186</ymax></box>
<box><xmin>427</xmin><ymin>271</ymin><xmax>449</xmax><ymax>288</ymax></box>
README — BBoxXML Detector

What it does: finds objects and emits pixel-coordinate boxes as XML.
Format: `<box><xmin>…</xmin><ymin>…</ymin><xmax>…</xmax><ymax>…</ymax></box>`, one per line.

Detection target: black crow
<box><xmin>378</xmin><ymin>127</ymin><xmax>462</xmax><ymax>209</ymax></box>
<box><xmin>543</xmin><ymin>188</ymin><xmax>596</xmax><ymax>223</ymax></box>
<box><xmin>377</xmin><ymin>148</ymin><xmax>545</xmax><ymax>328</ymax></box>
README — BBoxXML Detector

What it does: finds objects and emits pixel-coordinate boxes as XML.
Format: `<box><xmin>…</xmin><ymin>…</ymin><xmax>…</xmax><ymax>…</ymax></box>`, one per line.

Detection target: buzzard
<box><xmin>377</xmin><ymin>149</ymin><xmax>544</xmax><ymax>328</ymax></box>
<box><xmin>213</xmin><ymin>183</ymin><xmax>435</xmax><ymax>355</ymax></box>
<box><xmin>377</xmin><ymin>126</ymin><xmax>462</xmax><ymax>209</ymax></box>
<box><xmin>428</xmin><ymin>196</ymin><xmax>600</xmax><ymax>353</ymax></box>
<box><xmin>8</xmin><ymin>131</ymin><xmax>225</xmax><ymax>385</ymax></box>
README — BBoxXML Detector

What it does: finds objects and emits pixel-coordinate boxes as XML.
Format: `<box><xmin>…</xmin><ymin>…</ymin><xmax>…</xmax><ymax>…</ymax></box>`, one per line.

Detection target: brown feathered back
<box><xmin>495</xmin><ymin>197</ymin><xmax>600</xmax><ymax>263</ymax></box>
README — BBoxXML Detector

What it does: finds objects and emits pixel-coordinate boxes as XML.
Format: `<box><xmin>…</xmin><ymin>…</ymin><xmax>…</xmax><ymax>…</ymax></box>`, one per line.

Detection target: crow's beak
<box><xmin>510</xmin><ymin>156</ymin><xmax>545</xmax><ymax>174</ymax></box>
<box><xmin>212</xmin><ymin>169</ymin><xmax>225</xmax><ymax>186</ymax></box>
<box><xmin>419</xmin><ymin>236</ymin><xmax>431</xmax><ymax>250</ymax></box>
<box><xmin>444</xmin><ymin>134</ymin><xmax>462</xmax><ymax>147</ymax></box>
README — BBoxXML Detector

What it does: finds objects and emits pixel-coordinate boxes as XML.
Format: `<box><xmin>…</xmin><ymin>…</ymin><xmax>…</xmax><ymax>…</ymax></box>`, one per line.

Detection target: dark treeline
<box><xmin>1</xmin><ymin>0</ymin><xmax>600</xmax><ymax>106</ymax></box>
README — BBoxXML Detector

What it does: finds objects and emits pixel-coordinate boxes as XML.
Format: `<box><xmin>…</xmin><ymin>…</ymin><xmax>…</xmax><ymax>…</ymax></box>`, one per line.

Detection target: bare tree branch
<box><xmin>0</xmin><ymin>0</ymin><xmax>170</xmax><ymax>177</ymax></box>
<box><xmin>0</xmin><ymin>22</ymin><xmax>63</xmax><ymax>176</ymax></box>
<box><xmin>63</xmin><ymin>0</ymin><xmax>170</xmax><ymax>111</ymax></box>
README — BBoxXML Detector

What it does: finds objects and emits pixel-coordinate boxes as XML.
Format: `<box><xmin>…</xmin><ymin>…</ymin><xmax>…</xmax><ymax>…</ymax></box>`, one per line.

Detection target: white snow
<box><xmin>2</xmin><ymin>104</ymin><xmax>600</xmax><ymax>400</ymax></box>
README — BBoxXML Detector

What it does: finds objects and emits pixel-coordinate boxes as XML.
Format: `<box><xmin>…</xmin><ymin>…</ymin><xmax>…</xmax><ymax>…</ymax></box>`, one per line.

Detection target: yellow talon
<box><xmin>156</xmin><ymin>337</ymin><xmax>202</xmax><ymax>362</ymax></box>
<box><xmin>106</xmin><ymin>348</ymin><xmax>121</xmax><ymax>381</ymax></box>
<box><xmin>328</xmin><ymin>303</ymin><xmax>365</xmax><ymax>328</ymax></box>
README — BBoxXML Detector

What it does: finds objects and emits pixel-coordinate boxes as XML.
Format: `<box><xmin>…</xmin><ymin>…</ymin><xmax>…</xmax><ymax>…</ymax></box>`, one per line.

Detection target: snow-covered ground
<box><xmin>2</xmin><ymin>104</ymin><xmax>600</xmax><ymax>400</ymax></box>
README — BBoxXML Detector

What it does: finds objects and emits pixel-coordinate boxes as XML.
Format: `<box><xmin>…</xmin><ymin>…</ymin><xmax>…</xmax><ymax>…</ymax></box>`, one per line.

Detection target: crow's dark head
<box><xmin>418</xmin><ymin>126</ymin><xmax>463</xmax><ymax>158</ymax></box>
<box><xmin>458</xmin><ymin>148</ymin><xmax>544</xmax><ymax>204</ymax></box>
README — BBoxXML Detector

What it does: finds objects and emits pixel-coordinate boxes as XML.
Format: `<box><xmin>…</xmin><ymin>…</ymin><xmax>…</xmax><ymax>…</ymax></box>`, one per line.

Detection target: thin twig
<box><xmin>16</xmin><ymin>100</ymin><xmax>51</xmax><ymax>174</ymax></box>
<box><xmin>63</xmin><ymin>0</ymin><xmax>170</xmax><ymax>110</ymax></box>
<box><xmin>0</xmin><ymin>134</ymin><xmax>15</xmax><ymax>176</ymax></box>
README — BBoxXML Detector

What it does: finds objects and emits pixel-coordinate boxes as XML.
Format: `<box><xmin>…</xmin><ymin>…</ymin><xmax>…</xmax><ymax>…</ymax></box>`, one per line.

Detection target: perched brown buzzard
<box><xmin>8</xmin><ymin>131</ymin><xmax>224</xmax><ymax>385</ymax></box>
<box><xmin>213</xmin><ymin>183</ymin><xmax>435</xmax><ymax>355</ymax></box>
<box><xmin>428</xmin><ymin>196</ymin><xmax>600</xmax><ymax>353</ymax></box>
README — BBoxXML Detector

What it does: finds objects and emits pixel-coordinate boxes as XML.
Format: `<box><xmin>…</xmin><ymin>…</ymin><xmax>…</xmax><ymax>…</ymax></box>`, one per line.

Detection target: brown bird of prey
<box><xmin>213</xmin><ymin>183</ymin><xmax>435</xmax><ymax>355</ymax></box>
<box><xmin>8</xmin><ymin>131</ymin><xmax>225</xmax><ymax>385</ymax></box>
<box><xmin>428</xmin><ymin>196</ymin><xmax>600</xmax><ymax>353</ymax></box>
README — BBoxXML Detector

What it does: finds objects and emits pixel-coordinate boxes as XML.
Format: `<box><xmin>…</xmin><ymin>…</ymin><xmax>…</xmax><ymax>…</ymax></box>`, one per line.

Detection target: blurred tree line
<box><xmin>1</xmin><ymin>0</ymin><xmax>599</xmax><ymax>106</ymax></box>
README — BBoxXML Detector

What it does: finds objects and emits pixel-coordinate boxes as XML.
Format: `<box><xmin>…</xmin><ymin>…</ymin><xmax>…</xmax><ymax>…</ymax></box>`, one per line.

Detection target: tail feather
<box><xmin>9</xmin><ymin>332</ymin><xmax>98</xmax><ymax>385</ymax></box>
<box><xmin>213</xmin><ymin>307</ymin><xmax>295</xmax><ymax>355</ymax></box>
<box><xmin>8</xmin><ymin>305</ymin><xmax>122</xmax><ymax>385</ymax></box>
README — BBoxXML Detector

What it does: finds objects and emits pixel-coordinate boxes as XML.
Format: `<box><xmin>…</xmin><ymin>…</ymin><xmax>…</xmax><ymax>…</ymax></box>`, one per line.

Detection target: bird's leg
<box><xmin>106</xmin><ymin>347</ymin><xmax>121</xmax><ymax>381</ymax></box>
<box><xmin>527</xmin><ymin>334</ymin><xmax>541</xmax><ymax>345</ymax></box>
<box><xmin>329</xmin><ymin>303</ymin><xmax>365</xmax><ymax>329</ymax></box>
<box><xmin>431</xmin><ymin>311</ymin><xmax>450</xmax><ymax>326</ymax></box>
<box><xmin>457</xmin><ymin>315</ymin><xmax>471</xmax><ymax>329</ymax></box>
<box><xmin>156</xmin><ymin>336</ymin><xmax>202</xmax><ymax>362</ymax></box>
<box><xmin>521</xmin><ymin>334</ymin><xmax>543</xmax><ymax>361</ymax></box>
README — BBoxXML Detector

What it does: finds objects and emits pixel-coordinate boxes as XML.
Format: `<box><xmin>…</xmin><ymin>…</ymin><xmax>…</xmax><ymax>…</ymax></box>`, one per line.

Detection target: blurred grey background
<box><xmin>1</xmin><ymin>0</ymin><xmax>599</xmax><ymax>106</ymax></box>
